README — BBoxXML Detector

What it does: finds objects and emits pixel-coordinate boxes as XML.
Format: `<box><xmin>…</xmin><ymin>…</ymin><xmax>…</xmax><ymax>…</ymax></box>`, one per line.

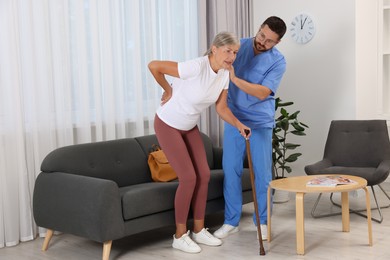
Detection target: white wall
<box><xmin>252</xmin><ymin>0</ymin><xmax>379</xmax><ymax>176</ymax></box>
<box><xmin>356</xmin><ymin>1</ymin><xmax>380</xmax><ymax>119</ymax></box>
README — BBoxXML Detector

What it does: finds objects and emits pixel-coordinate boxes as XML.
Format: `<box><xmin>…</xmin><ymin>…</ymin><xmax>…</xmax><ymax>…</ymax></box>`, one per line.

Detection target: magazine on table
<box><xmin>306</xmin><ymin>175</ymin><xmax>356</xmax><ymax>187</ymax></box>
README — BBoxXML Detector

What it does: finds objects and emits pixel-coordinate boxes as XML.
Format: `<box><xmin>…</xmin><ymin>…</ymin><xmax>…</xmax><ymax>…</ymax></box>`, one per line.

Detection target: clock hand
<box><xmin>301</xmin><ymin>17</ymin><xmax>307</xmax><ymax>29</ymax></box>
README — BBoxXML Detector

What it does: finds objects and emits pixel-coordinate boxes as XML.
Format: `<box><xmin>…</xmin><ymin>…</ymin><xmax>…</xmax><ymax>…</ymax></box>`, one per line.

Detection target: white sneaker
<box><xmin>172</xmin><ymin>231</ymin><xmax>201</xmax><ymax>253</ymax></box>
<box><xmin>256</xmin><ymin>224</ymin><xmax>268</xmax><ymax>240</ymax></box>
<box><xmin>192</xmin><ymin>228</ymin><xmax>222</xmax><ymax>246</ymax></box>
<box><xmin>213</xmin><ymin>224</ymin><xmax>239</xmax><ymax>239</ymax></box>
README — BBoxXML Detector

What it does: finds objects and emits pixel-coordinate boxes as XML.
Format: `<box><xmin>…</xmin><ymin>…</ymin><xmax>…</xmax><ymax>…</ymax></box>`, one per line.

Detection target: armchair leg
<box><xmin>42</xmin><ymin>229</ymin><xmax>54</xmax><ymax>251</ymax></box>
<box><xmin>311</xmin><ymin>193</ymin><xmax>342</xmax><ymax>218</ymax></box>
<box><xmin>337</xmin><ymin>185</ymin><xmax>390</xmax><ymax>223</ymax></box>
<box><xmin>102</xmin><ymin>240</ymin><xmax>112</xmax><ymax>260</ymax></box>
<box><xmin>311</xmin><ymin>184</ymin><xmax>390</xmax><ymax>223</ymax></box>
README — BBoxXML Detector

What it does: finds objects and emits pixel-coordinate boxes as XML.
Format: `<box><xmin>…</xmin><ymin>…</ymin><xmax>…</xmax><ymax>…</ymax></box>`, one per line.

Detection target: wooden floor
<box><xmin>2</xmin><ymin>183</ymin><xmax>390</xmax><ymax>260</ymax></box>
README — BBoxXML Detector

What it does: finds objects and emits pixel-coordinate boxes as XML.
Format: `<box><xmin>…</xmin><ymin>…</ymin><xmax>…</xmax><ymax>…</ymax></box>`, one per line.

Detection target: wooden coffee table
<box><xmin>266</xmin><ymin>174</ymin><xmax>373</xmax><ymax>255</ymax></box>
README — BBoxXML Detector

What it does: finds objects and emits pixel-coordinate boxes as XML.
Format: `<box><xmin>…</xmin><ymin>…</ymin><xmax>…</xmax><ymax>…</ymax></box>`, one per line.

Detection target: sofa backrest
<box><xmin>40</xmin><ymin>132</ymin><xmax>217</xmax><ymax>187</ymax></box>
<box><xmin>41</xmin><ymin>138</ymin><xmax>152</xmax><ymax>187</ymax></box>
<box><xmin>134</xmin><ymin>132</ymin><xmax>215</xmax><ymax>170</ymax></box>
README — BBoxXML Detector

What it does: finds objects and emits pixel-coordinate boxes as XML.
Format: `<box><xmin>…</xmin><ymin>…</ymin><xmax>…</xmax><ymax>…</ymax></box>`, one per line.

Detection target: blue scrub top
<box><xmin>227</xmin><ymin>37</ymin><xmax>286</xmax><ymax>129</ymax></box>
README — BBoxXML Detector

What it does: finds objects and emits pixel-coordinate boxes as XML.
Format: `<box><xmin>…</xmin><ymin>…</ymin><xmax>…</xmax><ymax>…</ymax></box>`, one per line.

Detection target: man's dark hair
<box><xmin>261</xmin><ymin>16</ymin><xmax>287</xmax><ymax>40</ymax></box>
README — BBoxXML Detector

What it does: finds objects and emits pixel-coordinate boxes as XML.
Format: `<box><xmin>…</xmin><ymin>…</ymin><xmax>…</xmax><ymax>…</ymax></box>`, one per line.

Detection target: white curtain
<box><xmin>198</xmin><ymin>0</ymin><xmax>252</xmax><ymax>146</ymax></box>
<box><xmin>0</xmin><ymin>0</ymin><xmax>198</xmax><ymax>248</ymax></box>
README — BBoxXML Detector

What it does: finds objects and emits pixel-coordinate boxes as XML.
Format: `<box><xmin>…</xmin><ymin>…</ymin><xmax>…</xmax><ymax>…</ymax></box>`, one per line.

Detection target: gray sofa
<box><xmin>33</xmin><ymin>132</ymin><xmax>253</xmax><ymax>260</ymax></box>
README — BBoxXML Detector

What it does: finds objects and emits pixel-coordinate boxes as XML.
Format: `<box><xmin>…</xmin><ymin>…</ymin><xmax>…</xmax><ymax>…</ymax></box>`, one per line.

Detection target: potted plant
<box><xmin>272</xmin><ymin>97</ymin><xmax>308</xmax><ymax>179</ymax></box>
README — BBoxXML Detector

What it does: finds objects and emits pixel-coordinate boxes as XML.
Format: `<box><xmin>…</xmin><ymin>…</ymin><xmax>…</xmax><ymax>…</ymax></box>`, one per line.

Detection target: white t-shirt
<box><xmin>156</xmin><ymin>56</ymin><xmax>229</xmax><ymax>130</ymax></box>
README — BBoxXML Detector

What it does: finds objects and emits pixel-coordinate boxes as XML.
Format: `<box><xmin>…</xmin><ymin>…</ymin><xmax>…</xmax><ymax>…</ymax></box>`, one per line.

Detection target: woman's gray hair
<box><xmin>204</xmin><ymin>32</ymin><xmax>239</xmax><ymax>56</ymax></box>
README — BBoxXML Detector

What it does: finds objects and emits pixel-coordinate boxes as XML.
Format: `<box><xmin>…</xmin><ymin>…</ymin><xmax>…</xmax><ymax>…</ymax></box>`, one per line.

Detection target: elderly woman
<box><xmin>148</xmin><ymin>31</ymin><xmax>250</xmax><ymax>254</ymax></box>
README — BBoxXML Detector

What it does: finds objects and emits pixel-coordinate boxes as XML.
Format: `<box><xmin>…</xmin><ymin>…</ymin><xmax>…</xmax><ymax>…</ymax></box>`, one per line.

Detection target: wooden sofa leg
<box><xmin>102</xmin><ymin>240</ymin><xmax>112</xmax><ymax>260</ymax></box>
<box><xmin>42</xmin><ymin>229</ymin><xmax>54</xmax><ymax>251</ymax></box>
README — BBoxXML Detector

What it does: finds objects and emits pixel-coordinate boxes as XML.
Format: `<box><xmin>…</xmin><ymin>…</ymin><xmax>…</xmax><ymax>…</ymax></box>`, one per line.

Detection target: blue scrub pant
<box><xmin>222</xmin><ymin>122</ymin><xmax>273</xmax><ymax>226</ymax></box>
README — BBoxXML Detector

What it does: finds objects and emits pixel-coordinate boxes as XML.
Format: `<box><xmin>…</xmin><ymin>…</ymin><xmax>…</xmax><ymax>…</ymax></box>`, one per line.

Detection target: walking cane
<box><xmin>244</xmin><ymin>129</ymin><xmax>266</xmax><ymax>256</ymax></box>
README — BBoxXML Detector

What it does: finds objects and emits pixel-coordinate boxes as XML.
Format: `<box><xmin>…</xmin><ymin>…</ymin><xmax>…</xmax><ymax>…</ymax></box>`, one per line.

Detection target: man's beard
<box><xmin>253</xmin><ymin>38</ymin><xmax>267</xmax><ymax>53</ymax></box>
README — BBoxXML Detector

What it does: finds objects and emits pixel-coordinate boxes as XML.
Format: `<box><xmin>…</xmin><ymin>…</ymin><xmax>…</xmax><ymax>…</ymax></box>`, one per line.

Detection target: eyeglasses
<box><xmin>255</xmin><ymin>31</ymin><xmax>278</xmax><ymax>46</ymax></box>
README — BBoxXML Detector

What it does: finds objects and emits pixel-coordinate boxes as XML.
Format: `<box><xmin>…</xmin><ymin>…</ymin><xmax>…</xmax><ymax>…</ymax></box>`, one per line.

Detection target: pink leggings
<box><xmin>154</xmin><ymin>115</ymin><xmax>210</xmax><ymax>224</ymax></box>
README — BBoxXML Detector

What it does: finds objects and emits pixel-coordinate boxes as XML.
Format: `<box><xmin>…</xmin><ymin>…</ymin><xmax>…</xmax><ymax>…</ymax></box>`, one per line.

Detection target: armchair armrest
<box><xmin>371</xmin><ymin>159</ymin><xmax>390</xmax><ymax>185</ymax></box>
<box><xmin>33</xmin><ymin>172</ymin><xmax>125</xmax><ymax>243</ymax></box>
<box><xmin>304</xmin><ymin>159</ymin><xmax>333</xmax><ymax>175</ymax></box>
<box><xmin>376</xmin><ymin>159</ymin><xmax>390</xmax><ymax>174</ymax></box>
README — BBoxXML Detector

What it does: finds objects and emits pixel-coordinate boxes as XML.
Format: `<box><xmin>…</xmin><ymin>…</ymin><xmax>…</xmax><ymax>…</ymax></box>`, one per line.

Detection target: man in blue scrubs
<box><xmin>214</xmin><ymin>16</ymin><xmax>287</xmax><ymax>240</ymax></box>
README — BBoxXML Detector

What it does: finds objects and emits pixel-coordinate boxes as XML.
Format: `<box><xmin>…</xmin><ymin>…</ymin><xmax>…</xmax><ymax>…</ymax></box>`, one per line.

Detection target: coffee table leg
<box><xmin>363</xmin><ymin>187</ymin><xmax>373</xmax><ymax>246</ymax></box>
<box><xmin>296</xmin><ymin>192</ymin><xmax>305</xmax><ymax>255</ymax></box>
<box><xmin>267</xmin><ymin>186</ymin><xmax>272</xmax><ymax>242</ymax></box>
<box><xmin>341</xmin><ymin>191</ymin><xmax>350</xmax><ymax>232</ymax></box>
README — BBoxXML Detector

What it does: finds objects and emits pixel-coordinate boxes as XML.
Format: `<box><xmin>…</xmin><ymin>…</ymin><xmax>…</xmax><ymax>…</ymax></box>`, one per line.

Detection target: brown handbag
<box><xmin>148</xmin><ymin>144</ymin><xmax>177</xmax><ymax>182</ymax></box>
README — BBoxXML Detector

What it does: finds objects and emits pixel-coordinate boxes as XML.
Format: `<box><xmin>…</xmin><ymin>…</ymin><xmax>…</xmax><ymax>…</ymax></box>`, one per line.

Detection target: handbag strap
<box><xmin>149</xmin><ymin>144</ymin><xmax>161</xmax><ymax>153</ymax></box>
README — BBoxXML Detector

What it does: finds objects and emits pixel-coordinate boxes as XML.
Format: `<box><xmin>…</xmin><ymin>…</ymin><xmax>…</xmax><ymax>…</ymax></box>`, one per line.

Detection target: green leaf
<box><xmin>300</xmin><ymin>122</ymin><xmax>309</xmax><ymax>128</ymax></box>
<box><xmin>280</xmin><ymin>108</ymin><xmax>289</xmax><ymax>117</ymax></box>
<box><xmin>273</xmin><ymin>135</ymin><xmax>285</xmax><ymax>142</ymax></box>
<box><xmin>278</xmin><ymin>101</ymin><xmax>294</xmax><ymax>107</ymax></box>
<box><xmin>273</xmin><ymin>127</ymin><xmax>282</xmax><ymax>134</ymax></box>
<box><xmin>288</xmin><ymin>111</ymin><xmax>300</xmax><ymax>120</ymax></box>
<box><xmin>273</xmin><ymin>146</ymin><xmax>283</xmax><ymax>155</ymax></box>
<box><xmin>285</xmin><ymin>143</ymin><xmax>301</xmax><ymax>149</ymax></box>
<box><xmin>280</xmin><ymin>165</ymin><xmax>292</xmax><ymax>174</ymax></box>
<box><xmin>285</xmin><ymin>153</ymin><xmax>302</xmax><ymax>162</ymax></box>
<box><xmin>275</xmin><ymin>97</ymin><xmax>281</xmax><ymax>111</ymax></box>
<box><xmin>280</xmin><ymin>118</ymin><xmax>289</xmax><ymax>131</ymax></box>
<box><xmin>291</xmin><ymin>122</ymin><xmax>305</xmax><ymax>131</ymax></box>
<box><xmin>291</xmin><ymin>130</ymin><xmax>306</xmax><ymax>136</ymax></box>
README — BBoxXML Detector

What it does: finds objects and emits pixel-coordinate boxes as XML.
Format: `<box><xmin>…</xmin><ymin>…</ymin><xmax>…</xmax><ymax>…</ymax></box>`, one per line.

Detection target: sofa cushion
<box><xmin>120</xmin><ymin>177</ymin><xmax>224</xmax><ymax>221</ymax></box>
<box><xmin>207</xmin><ymin>170</ymin><xmax>224</xmax><ymax>200</ymax></box>
<box><xmin>121</xmin><ymin>172</ymin><xmax>226</xmax><ymax>221</ymax></box>
<box><xmin>121</xmin><ymin>169</ymin><xmax>253</xmax><ymax>221</ymax></box>
<box><xmin>121</xmin><ymin>182</ymin><xmax>178</xmax><ymax>220</ymax></box>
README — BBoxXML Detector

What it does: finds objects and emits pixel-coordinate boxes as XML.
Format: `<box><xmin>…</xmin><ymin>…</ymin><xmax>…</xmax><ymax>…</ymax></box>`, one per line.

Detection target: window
<box><xmin>64</xmin><ymin>0</ymin><xmax>199</xmax><ymax>135</ymax></box>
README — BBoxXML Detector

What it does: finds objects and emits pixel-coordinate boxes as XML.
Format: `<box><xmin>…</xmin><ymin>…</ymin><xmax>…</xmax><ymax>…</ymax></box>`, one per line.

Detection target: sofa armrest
<box><xmin>33</xmin><ymin>172</ymin><xmax>125</xmax><ymax>243</ymax></box>
<box><xmin>304</xmin><ymin>159</ymin><xmax>333</xmax><ymax>175</ymax></box>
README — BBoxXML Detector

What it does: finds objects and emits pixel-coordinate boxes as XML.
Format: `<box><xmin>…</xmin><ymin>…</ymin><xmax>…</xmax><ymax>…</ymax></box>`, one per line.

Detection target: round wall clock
<box><xmin>290</xmin><ymin>13</ymin><xmax>316</xmax><ymax>44</ymax></box>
